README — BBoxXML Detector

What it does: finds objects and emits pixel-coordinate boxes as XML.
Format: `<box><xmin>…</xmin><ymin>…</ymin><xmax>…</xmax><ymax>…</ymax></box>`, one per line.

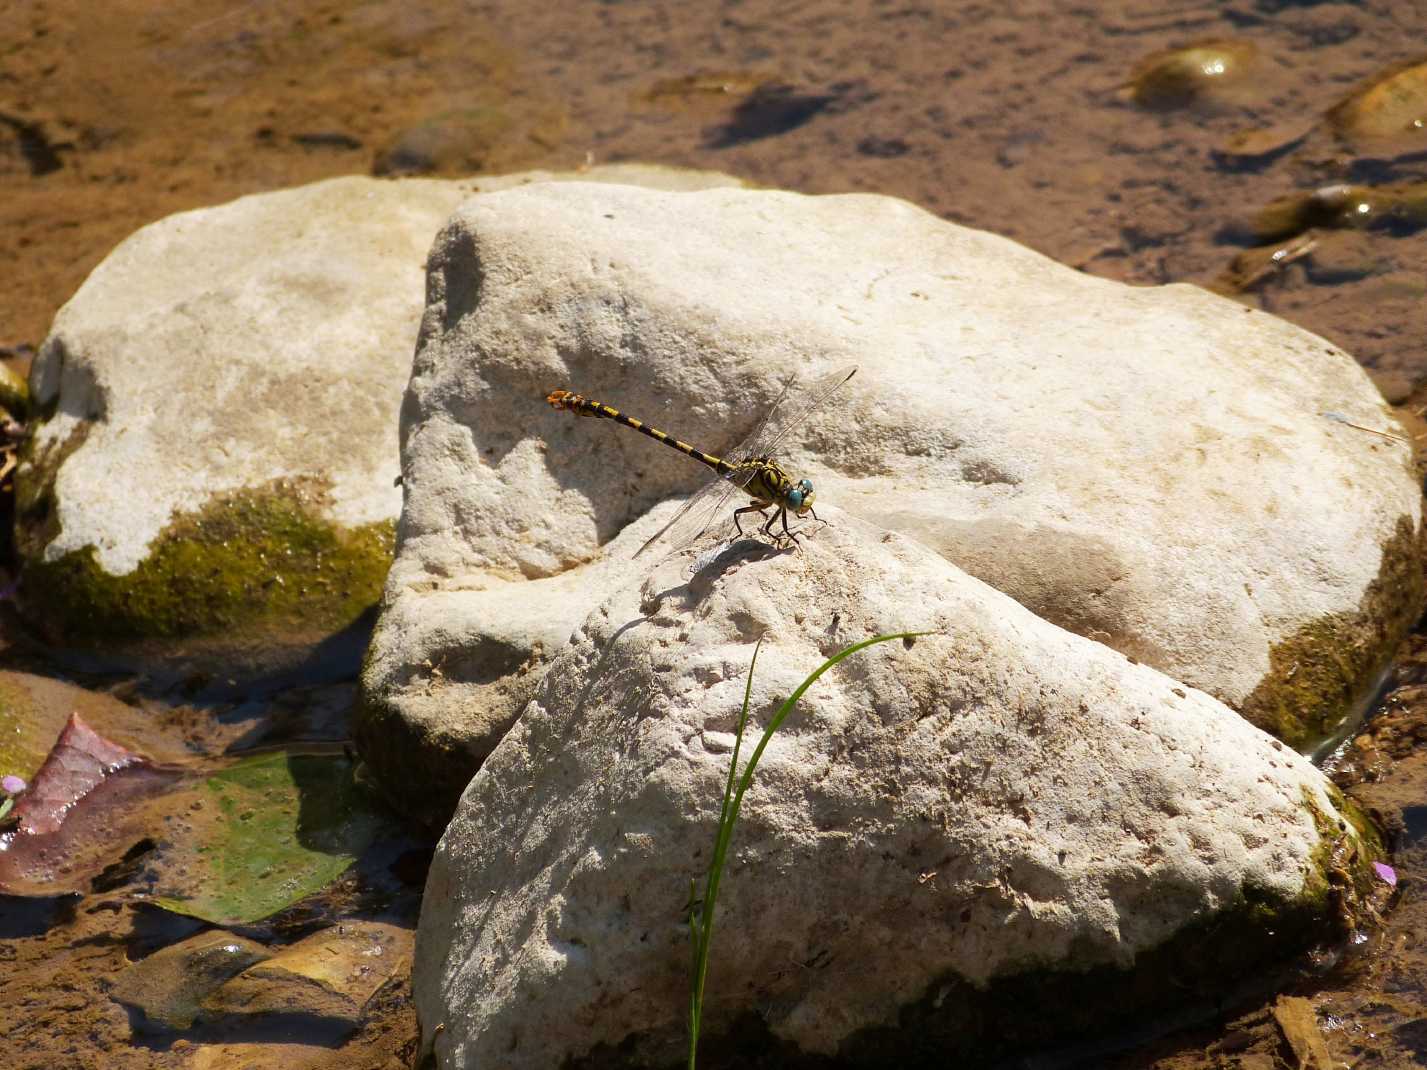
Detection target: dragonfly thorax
<box><xmin>740</xmin><ymin>459</ymin><xmax>815</xmax><ymax>516</ymax></box>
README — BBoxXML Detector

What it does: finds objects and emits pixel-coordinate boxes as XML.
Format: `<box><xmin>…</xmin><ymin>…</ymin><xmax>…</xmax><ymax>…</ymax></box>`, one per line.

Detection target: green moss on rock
<box><xmin>1299</xmin><ymin>783</ymin><xmax>1387</xmax><ymax>926</ymax></box>
<box><xmin>18</xmin><ymin>478</ymin><xmax>394</xmax><ymax>644</ymax></box>
<box><xmin>0</xmin><ymin>677</ymin><xmax>50</xmax><ymax>779</ymax></box>
<box><xmin>1240</xmin><ymin>514</ymin><xmax>1424</xmax><ymax>748</ymax></box>
<box><xmin>0</xmin><ymin>361</ymin><xmax>29</xmax><ymax>419</ymax></box>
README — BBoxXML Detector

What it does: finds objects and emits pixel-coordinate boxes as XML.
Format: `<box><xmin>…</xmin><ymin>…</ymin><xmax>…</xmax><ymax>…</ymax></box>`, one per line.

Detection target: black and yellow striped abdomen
<box><xmin>545</xmin><ymin>390</ymin><xmax>737</xmax><ymax>477</ymax></box>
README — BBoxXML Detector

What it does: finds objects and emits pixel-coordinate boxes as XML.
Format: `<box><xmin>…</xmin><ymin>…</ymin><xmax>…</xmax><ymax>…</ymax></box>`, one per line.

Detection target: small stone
<box><xmin>635</xmin><ymin>71</ymin><xmax>773</xmax><ymax>113</ymax></box>
<box><xmin>1128</xmin><ymin>40</ymin><xmax>1257</xmax><ymax>109</ymax></box>
<box><xmin>110</xmin><ymin>930</ymin><xmax>271</xmax><ymax>1031</ymax></box>
<box><xmin>0</xmin><ymin>358</ymin><xmax>29</xmax><ymax>418</ymax></box>
<box><xmin>1329</xmin><ymin>58</ymin><xmax>1427</xmax><ymax>141</ymax></box>
<box><xmin>858</xmin><ymin>135</ymin><xmax>910</xmax><ymax>158</ymax></box>
<box><xmin>201</xmin><ymin>921</ymin><xmax>410</xmax><ymax>1027</ymax></box>
<box><xmin>1213</xmin><ymin>119</ymin><xmax>1313</xmax><ymax>169</ymax></box>
<box><xmin>291</xmin><ymin>130</ymin><xmax>363</xmax><ymax>151</ymax></box>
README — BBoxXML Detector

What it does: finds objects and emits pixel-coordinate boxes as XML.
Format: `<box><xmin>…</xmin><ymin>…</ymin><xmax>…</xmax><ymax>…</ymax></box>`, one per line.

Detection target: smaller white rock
<box><xmin>22</xmin><ymin>165</ymin><xmax>741</xmax><ymax>658</ymax></box>
<box><xmin>416</xmin><ymin>514</ymin><xmax>1358</xmax><ymax>1068</ymax></box>
<box><xmin>29</xmin><ymin>175</ymin><xmax>470</xmax><ymax>577</ymax></box>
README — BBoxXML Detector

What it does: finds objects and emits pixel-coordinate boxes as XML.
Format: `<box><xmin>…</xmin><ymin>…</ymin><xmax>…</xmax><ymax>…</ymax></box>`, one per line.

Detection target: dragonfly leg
<box><xmin>779</xmin><ymin>507</ymin><xmax>807</xmax><ymax>548</ymax></box>
<box><xmin>759</xmin><ymin>506</ymin><xmax>803</xmax><ymax>550</ymax></box>
<box><xmin>734</xmin><ymin>504</ymin><xmax>771</xmax><ymax>538</ymax></box>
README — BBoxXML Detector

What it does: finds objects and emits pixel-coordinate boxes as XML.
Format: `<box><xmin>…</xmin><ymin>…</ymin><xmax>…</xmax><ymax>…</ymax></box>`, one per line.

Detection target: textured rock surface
<box><xmin>18</xmin><ymin>165</ymin><xmax>739</xmax><ymax>671</ymax></box>
<box><xmin>415</xmin><ymin>517</ymin><xmax>1374</xmax><ymax>1068</ymax></box>
<box><xmin>362</xmin><ymin>179</ymin><xmax>1421</xmax><ymax>822</ymax></box>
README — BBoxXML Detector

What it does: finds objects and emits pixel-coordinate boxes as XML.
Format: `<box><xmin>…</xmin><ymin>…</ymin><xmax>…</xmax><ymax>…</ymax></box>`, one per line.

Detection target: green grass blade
<box><xmin>687</xmin><ymin>631</ymin><xmax>930</xmax><ymax>1069</ymax></box>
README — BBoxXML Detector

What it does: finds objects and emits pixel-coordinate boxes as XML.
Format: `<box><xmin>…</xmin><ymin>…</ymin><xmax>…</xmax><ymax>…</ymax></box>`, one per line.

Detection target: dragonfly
<box><xmin>545</xmin><ymin>366</ymin><xmax>857</xmax><ymax>556</ymax></box>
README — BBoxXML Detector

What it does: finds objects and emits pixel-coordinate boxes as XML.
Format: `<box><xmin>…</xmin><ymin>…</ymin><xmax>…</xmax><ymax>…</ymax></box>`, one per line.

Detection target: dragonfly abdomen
<box><xmin>546</xmin><ymin>390</ymin><xmax>735</xmax><ymax>477</ymax></box>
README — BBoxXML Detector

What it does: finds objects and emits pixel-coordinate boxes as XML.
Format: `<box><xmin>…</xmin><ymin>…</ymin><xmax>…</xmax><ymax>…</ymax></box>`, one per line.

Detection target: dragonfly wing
<box><xmin>722</xmin><ymin>374</ymin><xmax>800</xmax><ymax>466</ymax></box>
<box><xmin>754</xmin><ymin>365</ymin><xmax>857</xmax><ymax>456</ymax></box>
<box><xmin>636</xmin><ymin>473</ymin><xmax>742</xmax><ymax>556</ymax></box>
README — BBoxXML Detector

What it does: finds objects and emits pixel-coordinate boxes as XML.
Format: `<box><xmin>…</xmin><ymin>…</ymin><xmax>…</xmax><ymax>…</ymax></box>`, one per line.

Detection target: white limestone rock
<box><xmin>19</xmin><ymin>165</ymin><xmax>740</xmax><ymax>667</ymax></box>
<box><xmin>362</xmin><ymin>179</ymin><xmax>1419</xmax><ymax>818</ymax></box>
<box><xmin>415</xmin><ymin>518</ymin><xmax>1368</xmax><ymax>1068</ymax></box>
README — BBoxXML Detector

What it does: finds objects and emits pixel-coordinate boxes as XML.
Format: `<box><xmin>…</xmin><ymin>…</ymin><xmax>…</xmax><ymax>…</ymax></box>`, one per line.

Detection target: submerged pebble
<box><xmin>110</xmin><ymin>930</ymin><xmax>271</xmax><ymax>1031</ymax></box>
<box><xmin>1216</xmin><ymin>232</ymin><xmax>1318</xmax><ymax>293</ymax></box>
<box><xmin>1213</xmin><ymin>119</ymin><xmax>1314</xmax><ymax>168</ymax></box>
<box><xmin>1215</xmin><ymin>229</ymin><xmax>1395</xmax><ymax>295</ymax></box>
<box><xmin>373</xmin><ymin>108</ymin><xmax>512</xmax><ymax>176</ymax></box>
<box><xmin>1250</xmin><ymin>182</ymin><xmax>1427</xmax><ymax>242</ymax></box>
<box><xmin>1129</xmin><ymin>40</ymin><xmax>1257</xmax><ymax>109</ymax></box>
<box><xmin>1330</xmin><ymin>58</ymin><xmax>1427</xmax><ymax>141</ymax></box>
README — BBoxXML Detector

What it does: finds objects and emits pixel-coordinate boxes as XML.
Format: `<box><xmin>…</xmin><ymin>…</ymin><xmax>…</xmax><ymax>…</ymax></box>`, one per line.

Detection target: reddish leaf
<box><xmin>0</xmin><ymin>712</ymin><xmax>184</xmax><ymax>896</ymax></box>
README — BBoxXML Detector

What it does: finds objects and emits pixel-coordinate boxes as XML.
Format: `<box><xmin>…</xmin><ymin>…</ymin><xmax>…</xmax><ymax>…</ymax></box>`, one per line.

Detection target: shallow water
<box><xmin>2</xmin><ymin>1</ymin><xmax>1425</xmax><ymax>1067</ymax></box>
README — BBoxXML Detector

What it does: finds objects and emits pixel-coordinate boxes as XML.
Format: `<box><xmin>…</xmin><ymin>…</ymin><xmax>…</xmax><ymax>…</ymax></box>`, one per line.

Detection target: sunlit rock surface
<box><xmin>415</xmin><ymin>518</ymin><xmax>1376</xmax><ymax>1068</ymax></box>
<box><xmin>361</xmin><ymin>179</ymin><xmax>1420</xmax><ymax>823</ymax></box>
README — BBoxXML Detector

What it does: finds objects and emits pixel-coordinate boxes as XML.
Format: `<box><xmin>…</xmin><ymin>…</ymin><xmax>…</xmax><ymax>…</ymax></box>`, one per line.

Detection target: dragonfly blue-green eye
<box><xmin>545</xmin><ymin>367</ymin><xmax>855</xmax><ymax>554</ymax></box>
<box><xmin>787</xmin><ymin>478</ymin><xmax>815</xmax><ymax>513</ymax></box>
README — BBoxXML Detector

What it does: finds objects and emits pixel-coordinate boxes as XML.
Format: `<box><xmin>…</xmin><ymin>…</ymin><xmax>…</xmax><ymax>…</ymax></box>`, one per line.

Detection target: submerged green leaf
<box><xmin>149</xmin><ymin>751</ymin><xmax>387</xmax><ymax>925</ymax></box>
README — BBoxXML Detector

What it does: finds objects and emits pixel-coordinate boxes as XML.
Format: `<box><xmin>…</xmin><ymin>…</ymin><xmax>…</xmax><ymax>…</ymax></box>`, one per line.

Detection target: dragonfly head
<box><xmin>785</xmin><ymin>478</ymin><xmax>816</xmax><ymax>516</ymax></box>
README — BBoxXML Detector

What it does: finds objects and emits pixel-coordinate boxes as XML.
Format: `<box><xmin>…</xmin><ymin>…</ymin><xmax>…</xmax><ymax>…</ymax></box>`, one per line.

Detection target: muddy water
<box><xmin>2</xmin><ymin>1</ymin><xmax>1426</xmax><ymax>1068</ymax></box>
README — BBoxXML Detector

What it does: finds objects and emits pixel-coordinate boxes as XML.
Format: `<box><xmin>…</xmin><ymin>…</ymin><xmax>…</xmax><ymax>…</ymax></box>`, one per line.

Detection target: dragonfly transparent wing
<box><xmin>633</xmin><ymin>376</ymin><xmax>796</xmax><ymax>556</ymax></box>
<box><xmin>635</xmin><ymin>475</ymin><xmax>743</xmax><ymax>556</ymax></box>
<box><xmin>718</xmin><ymin>374</ymin><xmax>801</xmax><ymax>467</ymax></box>
<box><xmin>746</xmin><ymin>365</ymin><xmax>856</xmax><ymax>457</ymax></box>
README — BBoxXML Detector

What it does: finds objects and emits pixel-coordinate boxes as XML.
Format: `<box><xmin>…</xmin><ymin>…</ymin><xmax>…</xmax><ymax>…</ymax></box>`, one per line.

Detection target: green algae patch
<box><xmin>1240</xmin><ymin>514</ymin><xmax>1424</xmax><ymax>748</ymax></box>
<box><xmin>1299</xmin><ymin>783</ymin><xmax>1388</xmax><ymax>927</ymax></box>
<box><xmin>0</xmin><ymin>360</ymin><xmax>29</xmax><ymax>419</ymax></box>
<box><xmin>0</xmin><ymin>676</ymin><xmax>59</xmax><ymax>781</ymax></box>
<box><xmin>18</xmin><ymin>478</ymin><xmax>395</xmax><ymax>645</ymax></box>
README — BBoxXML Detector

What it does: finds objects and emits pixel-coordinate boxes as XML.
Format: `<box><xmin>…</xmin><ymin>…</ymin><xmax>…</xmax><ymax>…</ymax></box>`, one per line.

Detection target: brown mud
<box><xmin>2</xmin><ymin>1</ymin><xmax>1426</xmax><ymax>1068</ymax></box>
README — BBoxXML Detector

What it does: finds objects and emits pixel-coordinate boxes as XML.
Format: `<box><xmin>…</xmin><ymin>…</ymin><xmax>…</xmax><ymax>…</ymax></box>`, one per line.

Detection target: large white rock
<box><xmin>19</xmin><ymin>166</ymin><xmax>741</xmax><ymax>664</ymax></box>
<box><xmin>362</xmin><ymin>180</ymin><xmax>1420</xmax><ymax>818</ymax></box>
<box><xmin>415</xmin><ymin>518</ymin><xmax>1369</xmax><ymax>1067</ymax></box>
